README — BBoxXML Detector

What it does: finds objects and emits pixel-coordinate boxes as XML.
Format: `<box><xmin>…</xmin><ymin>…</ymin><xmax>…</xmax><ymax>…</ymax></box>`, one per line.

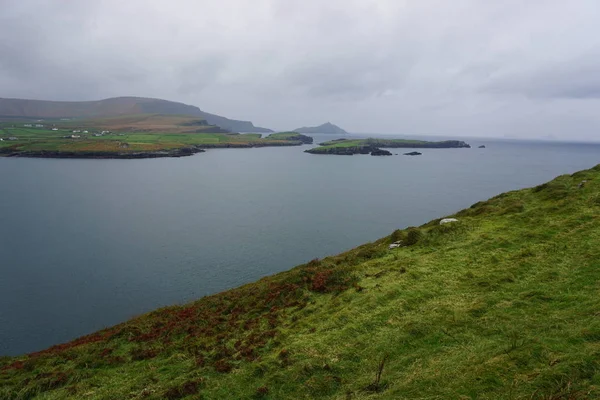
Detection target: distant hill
<box><xmin>294</xmin><ymin>122</ymin><xmax>347</xmax><ymax>134</ymax></box>
<box><xmin>0</xmin><ymin>97</ymin><xmax>273</xmax><ymax>133</ymax></box>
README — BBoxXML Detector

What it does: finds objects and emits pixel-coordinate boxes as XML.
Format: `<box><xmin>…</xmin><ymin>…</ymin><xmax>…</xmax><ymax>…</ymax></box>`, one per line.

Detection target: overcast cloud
<box><xmin>1</xmin><ymin>0</ymin><xmax>600</xmax><ymax>139</ymax></box>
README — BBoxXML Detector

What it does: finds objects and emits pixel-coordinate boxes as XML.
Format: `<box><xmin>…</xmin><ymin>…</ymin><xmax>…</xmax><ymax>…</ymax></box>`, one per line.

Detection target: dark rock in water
<box><xmin>371</xmin><ymin>148</ymin><xmax>392</xmax><ymax>156</ymax></box>
<box><xmin>289</xmin><ymin>134</ymin><xmax>313</xmax><ymax>144</ymax></box>
<box><xmin>478</xmin><ymin>145</ymin><xmax>486</xmax><ymax>148</ymax></box>
<box><xmin>403</xmin><ymin>151</ymin><xmax>422</xmax><ymax>156</ymax></box>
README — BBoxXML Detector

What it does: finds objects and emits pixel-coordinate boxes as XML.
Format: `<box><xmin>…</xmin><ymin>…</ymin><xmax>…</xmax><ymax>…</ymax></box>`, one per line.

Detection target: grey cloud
<box><xmin>484</xmin><ymin>55</ymin><xmax>600</xmax><ymax>99</ymax></box>
<box><xmin>1</xmin><ymin>0</ymin><xmax>600</xmax><ymax>139</ymax></box>
<box><xmin>283</xmin><ymin>53</ymin><xmax>414</xmax><ymax>100</ymax></box>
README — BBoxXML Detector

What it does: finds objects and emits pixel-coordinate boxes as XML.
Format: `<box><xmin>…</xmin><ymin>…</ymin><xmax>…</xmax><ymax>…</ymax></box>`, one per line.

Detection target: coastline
<box><xmin>0</xmin><ymin>141</ymin><xmax>304</xmax><ymax>159</ymax></box>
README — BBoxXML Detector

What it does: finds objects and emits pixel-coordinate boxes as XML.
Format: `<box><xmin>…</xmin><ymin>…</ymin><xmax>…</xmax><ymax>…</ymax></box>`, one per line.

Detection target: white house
<box><xmin>52</xmin><ymin>128</ymin><xmax>59</xmax><ymax>131</ymax></box>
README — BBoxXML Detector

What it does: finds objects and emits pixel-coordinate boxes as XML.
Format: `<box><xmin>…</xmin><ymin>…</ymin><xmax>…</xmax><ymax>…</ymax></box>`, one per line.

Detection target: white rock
<box><xmin>440</xmin><ymin>218</ymin><xmax>459</xmax><ymax>225</ymax></box>
<box><xmin>389</xmin><ymin>243</ymin><xmax>401</xmax><ymax>249</ymax></box>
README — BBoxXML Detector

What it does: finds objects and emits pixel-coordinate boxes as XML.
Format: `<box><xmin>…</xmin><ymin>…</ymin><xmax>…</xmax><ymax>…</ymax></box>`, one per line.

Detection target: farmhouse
<box><xmin>23</xmin><ymin>124</ymin><xmax>32</xmax><ymax>127</ymax></box>
<box><xmin>52</xmin><ymin>128</ymin><xmax>58</xmax><ymax>131</ymax></box>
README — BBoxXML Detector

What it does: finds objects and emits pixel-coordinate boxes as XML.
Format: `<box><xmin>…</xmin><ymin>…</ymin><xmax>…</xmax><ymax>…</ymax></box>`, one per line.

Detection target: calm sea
<box><xmin>1</xmin><ymin>134</ymin><xmax>599</xmax><ymax>355</ymax></box>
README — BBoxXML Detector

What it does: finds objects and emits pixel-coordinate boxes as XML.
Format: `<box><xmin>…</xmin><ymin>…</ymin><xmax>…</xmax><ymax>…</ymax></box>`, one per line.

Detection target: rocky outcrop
<box><xmin>440</xmin><ymin>218</ymin><xmax>459</xmax><ymax>225</ymax></box>
<box><xmin>371</xmin><ymin>149</ymin><xmax>392</xmax><ymax>156</ymax></box>
<box><xmin>403</xmin><ymin>151</ymin><xmax>422</xmax><ymax>156</ymax></box>
<box><xmin>305</xmin><ymin>145</ymin><xmax>376</xmax><ymax>155</ymax></box>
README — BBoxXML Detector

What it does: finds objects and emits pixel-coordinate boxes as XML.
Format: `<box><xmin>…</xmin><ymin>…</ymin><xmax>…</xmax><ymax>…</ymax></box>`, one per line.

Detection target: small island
<box><xmin>293</xmin><ymin>122</ymin><xmax>347</xmax><ymax>134</ymax></box>
<box><xmin>265</xmin><ymin>132</ymin><xmax>313</xmax><ymax>144</ymax></box>
<box><xmin>305</xmin><ymin>138</ymin><xmax>471</xmax><ymax>156</ymax></box>
<box><xmin>404</xmin><ymin>151</ymin><xmax>422</xmax><ymax>156</ymax></box>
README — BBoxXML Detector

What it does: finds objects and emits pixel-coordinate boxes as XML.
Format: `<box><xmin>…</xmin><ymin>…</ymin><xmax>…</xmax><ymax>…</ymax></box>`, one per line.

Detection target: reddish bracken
<box><xmin>1</xmin><ymin>258</ymin><xmax>355</xmax><ymax>383</ymax></box>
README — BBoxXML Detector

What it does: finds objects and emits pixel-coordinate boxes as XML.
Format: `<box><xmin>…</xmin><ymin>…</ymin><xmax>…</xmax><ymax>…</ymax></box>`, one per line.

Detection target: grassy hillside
<box><xmin>2</xmin><ymin>166</ymin><xmax>600</xmax><ymax>399</ymax></box>
<box><xmin>0</xmin><ymin>97</ymin><xmax>272</xmax><ymax>133</ymax></box>
<box><xmin>53</xmin><ymin>114</ymin><xmax>232</xmax><ymax>134</ymax></box>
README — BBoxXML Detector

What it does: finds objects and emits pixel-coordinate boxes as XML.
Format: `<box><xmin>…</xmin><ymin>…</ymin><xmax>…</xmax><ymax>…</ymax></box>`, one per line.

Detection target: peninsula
<box><xmin>2</xmin><ymin>166</ymin><xmax>599</xmax><ymax>398</ymax></box>
<box><xmin>0</xmin><ymin>116</ymin><xmax>308</xmax><ymax>159</ymax></box>
<box><xmin>305</xmin><ymin>137</ymin><xmax>471</xmax><ymax>155</ymax></box>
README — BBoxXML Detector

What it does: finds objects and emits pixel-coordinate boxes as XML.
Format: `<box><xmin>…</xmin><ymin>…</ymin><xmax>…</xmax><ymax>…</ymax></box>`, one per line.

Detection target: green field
<box><xmin>0</xmin><ymin>125</ymin><xmax>298</xmax><ymax>156</ymax></box>
<box><xmin>2</xmin><ymin>166</ymin><xmax>600</xmax><ymax>399</ymax></box>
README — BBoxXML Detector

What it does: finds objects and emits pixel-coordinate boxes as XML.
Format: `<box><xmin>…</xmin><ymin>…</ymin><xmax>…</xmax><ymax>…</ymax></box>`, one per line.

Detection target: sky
<box><xmin>2</xmin><ymin>0</ymin><xmax>600</xmax><ymax>139</ymax></box>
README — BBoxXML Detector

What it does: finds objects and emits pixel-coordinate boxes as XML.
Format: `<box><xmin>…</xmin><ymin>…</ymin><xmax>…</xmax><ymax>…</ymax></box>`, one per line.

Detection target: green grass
<box><xmin>0</xmin><ymin>126</ymin><xmax>295</xmax><ymax>155</ymax></box>
<box><xmin>316</xmin><ymin>139</ymin><xmax>365</xmax><ymax>148</ymax></box>
<box><xmin>2</xmin><ymin>167</ymin><xmax>600</xmax><ymax>399</ymax></box>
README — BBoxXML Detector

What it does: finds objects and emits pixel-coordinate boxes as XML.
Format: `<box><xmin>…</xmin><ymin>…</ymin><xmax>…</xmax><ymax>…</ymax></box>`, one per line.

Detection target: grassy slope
<box><xmin>3</xmin><ymin>167</ymin><xmax>600</xmax><ymax>399</ymax></box>
<box><xmin>0</xmin><ymin>125</ymin><xmax>293</xmax><ymax>154</ymax></box>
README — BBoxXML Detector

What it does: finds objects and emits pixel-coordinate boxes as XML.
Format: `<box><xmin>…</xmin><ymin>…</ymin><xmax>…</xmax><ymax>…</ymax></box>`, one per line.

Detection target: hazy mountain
<box><xmin>0</xmin><ymin>97</ymin><xmax>273</xmax><ymax>133</ymax></box>
<box><xmin>293</xmin><ymin>122</ymin><xmax>347</xmax><ymax>134</ymax></box>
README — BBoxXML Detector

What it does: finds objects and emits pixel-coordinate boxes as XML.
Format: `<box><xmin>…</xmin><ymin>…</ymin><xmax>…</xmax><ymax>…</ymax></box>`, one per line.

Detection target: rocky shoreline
<box><xmin>0</xmin><ymin>146</ymin><xmax>205</xmax><ymax>159</ymax></box>
<box><xmin>0</xmin><ymin>141</ymin><xmax>303</xmax><ymax>159</ymax></box>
